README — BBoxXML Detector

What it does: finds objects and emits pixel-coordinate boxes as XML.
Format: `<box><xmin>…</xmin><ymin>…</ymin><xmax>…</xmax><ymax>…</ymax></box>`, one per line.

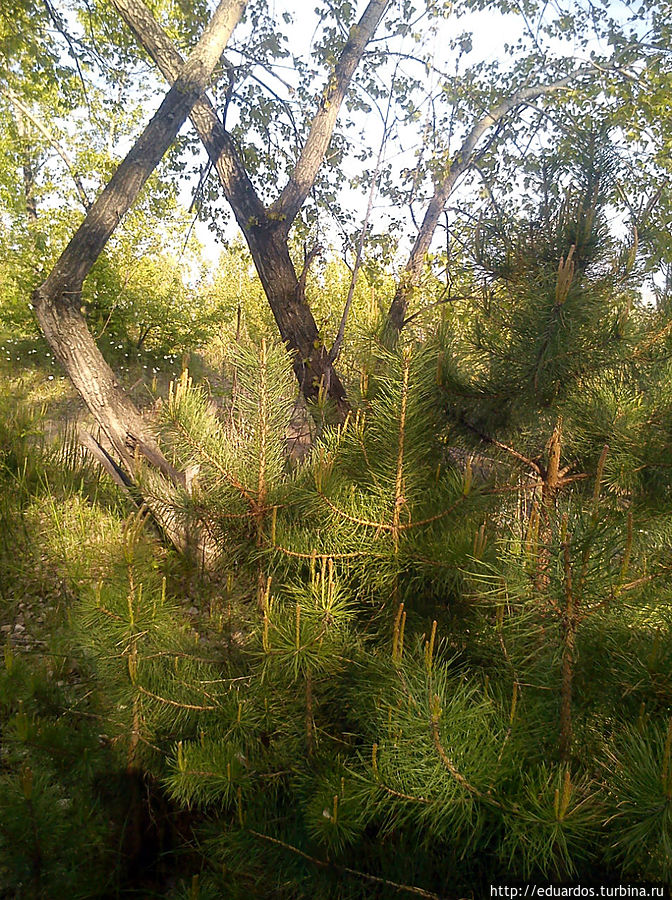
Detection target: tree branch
<box><xmin>37</xmin><ymin>0</ymin><xmax>246</xmax><ymax>303</ymax></box>
<box><xmin>0</xmin><ymin>83</ymin><xmax>92</xmax><ymax>211</ymax></box>
<box><xmin>268</xmin><ymin>0</ymin><xmax>390</xmax><ymax>230</ymax></box>
<box><xmin>248</xmin><ymin>830</ymin><xmax>444</xmax><ymax>899</ymax></box>
<box><xmin>329</xmin><ymin>73</ymin><xmax>393</xmax><ymax>364</ymax></box>
<box><xmin>109</xmin><ymin>0</ymin><xmax>266</xmax><ymax>230</ymax></box>
<box><xmin>384</xmin><ymin>65</ymin><xmax>598</xmax><ymax>338</ymax></box>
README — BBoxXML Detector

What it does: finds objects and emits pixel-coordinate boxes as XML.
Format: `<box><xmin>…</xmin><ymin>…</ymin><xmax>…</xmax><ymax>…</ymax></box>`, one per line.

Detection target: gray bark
<box><xmin>32</xmin><ymin>0</ymin><xmax>246</xmax><ymax>504</ymax></box>
<box><xmin>110</xmin><ymin>0</ymin><xmax>390</xmax><ymax>420</ymax></box>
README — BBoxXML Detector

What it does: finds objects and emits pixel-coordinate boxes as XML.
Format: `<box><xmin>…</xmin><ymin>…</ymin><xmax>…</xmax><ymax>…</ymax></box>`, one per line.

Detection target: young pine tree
<box><xmin>45</xmin><ymin>137</ymin><xmax>672</xmax><ymax>896</ymax></box>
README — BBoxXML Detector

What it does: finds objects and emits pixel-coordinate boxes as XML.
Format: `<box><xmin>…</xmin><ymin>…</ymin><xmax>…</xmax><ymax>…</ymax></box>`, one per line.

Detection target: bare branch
<box><xmin>0</xmin><ymin>83</ymin><xmax>92</xmax><ymax>211</ymax></box>
<box><xmin>329</xmin><ymin>72</ymin><xmax>395</xmax><ymax>364</ymax></box>
<box><xmin>248</xmin><ymin>830</ymin><xmax>444</xmax><ymax>900</ymax></box>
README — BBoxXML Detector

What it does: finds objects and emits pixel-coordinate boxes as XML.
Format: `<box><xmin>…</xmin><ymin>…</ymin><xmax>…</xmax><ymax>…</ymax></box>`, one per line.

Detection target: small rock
<box><xmin>1</xmin><ymin>624</ymin><xmax>11</xmax><ymax>634</ymax></box>
<box><xmin>14</xmin><ymin>623</ymin><xmax>25</xmax><ymax>633</ymax></box>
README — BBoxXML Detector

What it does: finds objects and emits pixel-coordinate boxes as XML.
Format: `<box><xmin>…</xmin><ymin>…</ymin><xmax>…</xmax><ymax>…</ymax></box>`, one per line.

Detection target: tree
<box><xmin>108</xmin><ymin>0</ymin><xmax>666</xmax><ymax>399</ymax></box>
<box><xmin>382</xmin><ymin>70</ymin><xmax>607</xmax><ymax>341</ymax></box>
<box><xmin>30</xmin><ymin>0</ymin><xmax>247</xmax><ymax>530</ymax></box>
<box><xmin>156</xmin><ymin>141</ymin><xmax>672</xmax><ymax>889</ymax></box>
<box><xmin>109</xmin><ymin>0</ymin><xmax>391</xmax><ymax>419</ymax></box>
<box><xmin>4</xmin><ymin>33</ymin><xmax>672</xmax><ymax>888</ymax></box>
<box><xmin>3</xmin><ymin>0</ymin><xmax>668</xmax><ymax>529</ymax></box>
<box><xmin>61</xmin><ymin>157</ymin><xmax>672</xmax><ymax>887</ymax></box>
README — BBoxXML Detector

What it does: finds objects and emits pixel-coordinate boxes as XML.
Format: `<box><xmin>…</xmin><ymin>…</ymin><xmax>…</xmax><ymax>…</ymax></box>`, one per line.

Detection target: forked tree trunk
<box><xmin>31</xmin><ymin>0</ymin><xmax>247</xmax><ymax>544</ymax></box>
<box><xmin>110</xmin><ymin>0</ymin><xmax>389</xmax><ymax>422</ymax></box>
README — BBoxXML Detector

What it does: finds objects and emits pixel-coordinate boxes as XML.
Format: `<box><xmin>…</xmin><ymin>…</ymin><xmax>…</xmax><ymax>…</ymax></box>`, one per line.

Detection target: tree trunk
<box><xmin>110</xmin><ymin>0</ymin><xmax>389</xmax><ymax>420</ymax></box>
<box><xmin>383</xmin><ymin>73</ymin><xmax>592</xmax><ymax>343</ymax></box>
<box><xmin>559</xmin><ymin>517</ymin><xmax>576</xmax><ymax>763</ymax></box>
<box><xmin>35</xmin><ymin>299</ymin><xmax>179</xmax><ymax>478</ymax></box>
<box><xmin>31</xmin><ymin>0</ymin><xmax>246</xmax><ymax>537</ymax></box>
<box><xmin>384</xmin><ymin>182</ymin><xmax>455</xmax><ymax>343</ymax></box>
<box><xmin>244</xmin><ymin>224</ymin><xmax>349</xmax><ymax>417</ymax></box>
<box><xmin>558</xmin><ymin>614</ymin><xmax>576</xmax><ymax>762</ymax></box>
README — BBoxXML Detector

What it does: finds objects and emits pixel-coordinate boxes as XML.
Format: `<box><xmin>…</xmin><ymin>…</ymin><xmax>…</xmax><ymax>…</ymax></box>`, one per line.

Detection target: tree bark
<box><xmin>110</xmin><ymin>0</ymin><xmax>389</xmax><ymax>420</ymax></box>
<box><xmin>267</xmin><ymin>1</ymin><xmax>390</xmax><ymax>231</ymax></box>
<box><xmin>31</xmin><ymin>0</ymin><xmax>246</xmax><ymax>492</ymax></box>
<box><xmin>246</xmin><ymin>224</ymin><xmax>351</xmax><ymax>412</ymax></box>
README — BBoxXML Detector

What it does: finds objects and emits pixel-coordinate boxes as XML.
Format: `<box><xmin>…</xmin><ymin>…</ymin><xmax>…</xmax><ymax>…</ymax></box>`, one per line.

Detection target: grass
<box><xmin>0</xmin><ymin>331</ymin><xmax>254</xmax><ymax>899</ymax></box>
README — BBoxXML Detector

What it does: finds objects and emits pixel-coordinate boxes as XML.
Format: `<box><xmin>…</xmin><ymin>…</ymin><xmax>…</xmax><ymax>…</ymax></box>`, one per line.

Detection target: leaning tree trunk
<box><xmin>383</xmin><ymin>183</ymin><xmax>455</xmax><ymax>343</ymax></box>
<box><xmin>110</xmin><ymin>0</ymin><xmax>389</xmax><ymax>422</ymax></box>
<box><xmin>31</xmin><ymin>0</ymin><xmax>247</xmax><ymax>546</ymax></box>
<box><xmin>382</xmin><ymin>73</ymin><xmax>592</xmax><ymax>344</ymax></box>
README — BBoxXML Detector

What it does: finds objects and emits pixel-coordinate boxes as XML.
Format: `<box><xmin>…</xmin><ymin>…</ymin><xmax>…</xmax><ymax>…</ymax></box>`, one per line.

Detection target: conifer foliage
<box><xmin>152</xmin><ymin>144</ymin><xmax>671</xmax><ymax>894</ymax></box>
<box><xmin>2</xmin><ymin>141</ymin><xmax>672</xmax><ymax>898</ymax></box>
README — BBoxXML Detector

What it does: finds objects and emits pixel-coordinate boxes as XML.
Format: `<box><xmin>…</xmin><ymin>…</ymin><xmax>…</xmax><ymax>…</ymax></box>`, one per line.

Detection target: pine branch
<box><xmin>169</xmin><ymin>417</ymin><xmax>257</xmax><ymax>507</ymax></box>
<box><xmin>273</xmin><ymin>545</ymin><xmax>388</xmax><ymax>560</ymax></box>
<box><xmin>429</xmin><ymin>694</ymin><xmax>503</xmax><ymax>808</ymax></box>
<box><xmin>316</xmin><ymin>489</ymin><xmax>398</xmax><ymax>531</ymax></box>
<box><xmin>460</xmin><ymin>418</ymin><xmax>543</xmax><ymax>477</ymax></box>
<box><xmin>315</xmin><ymin>489</ymin><xmax>465</xmax><ymax>533</ymax></box>
<box><xmin>135</xmin><ymin>685</ymin><xmax>220</xmax><ymax>711</ymax></box>
<box><xmin>247</xmin><ymin>830</ymin><xmax>445</xmax><ymax>899</ymax></box>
